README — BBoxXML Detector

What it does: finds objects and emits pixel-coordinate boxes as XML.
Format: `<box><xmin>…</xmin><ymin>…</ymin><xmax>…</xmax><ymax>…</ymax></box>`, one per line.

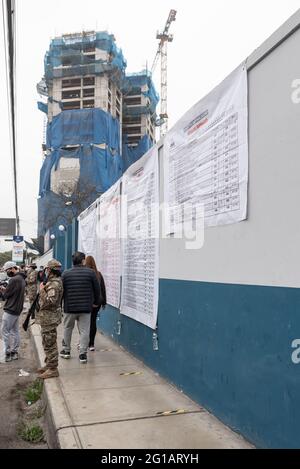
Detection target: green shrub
<box><xmin>17</xmin><ymin>422</ymin><xmax>44</xmax><ymax>443</ymax></box>
<box><xmin>24</xmin><ymin>379</ymin><xmax>43</xmax><ymax>404</ymax></box>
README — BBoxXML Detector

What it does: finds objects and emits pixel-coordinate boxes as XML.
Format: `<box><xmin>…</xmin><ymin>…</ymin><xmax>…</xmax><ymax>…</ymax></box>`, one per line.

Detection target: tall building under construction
<box><xmin>37</xmin><ymin>31</ymin><xmax>159</xmax><ymax>247</ymax></box>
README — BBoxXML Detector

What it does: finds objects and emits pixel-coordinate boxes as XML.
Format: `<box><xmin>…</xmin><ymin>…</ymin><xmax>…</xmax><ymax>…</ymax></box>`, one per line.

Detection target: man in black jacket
<box><xmin>60</xmin><ymin>251</ymin><xmax>100</xmax><ymax>363</ymax></box>
<box><xmin>0</xmin><ymin>262</ymin><xmax>26</xmax><ymax>362</ymax></box>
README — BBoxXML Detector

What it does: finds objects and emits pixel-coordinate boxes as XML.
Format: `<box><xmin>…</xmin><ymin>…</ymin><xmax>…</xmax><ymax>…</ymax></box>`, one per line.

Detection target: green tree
<box><xmin>0</xmin><ymin>251</ymin><xmax>12</xmax><ymax>267</ymax></box>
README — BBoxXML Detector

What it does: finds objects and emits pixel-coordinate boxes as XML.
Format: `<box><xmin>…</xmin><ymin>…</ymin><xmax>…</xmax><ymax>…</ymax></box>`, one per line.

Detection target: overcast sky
<box><xmin>0</xmin><ymin>0</ymin><xmax>300</xmax><ymax>247</ymax></box>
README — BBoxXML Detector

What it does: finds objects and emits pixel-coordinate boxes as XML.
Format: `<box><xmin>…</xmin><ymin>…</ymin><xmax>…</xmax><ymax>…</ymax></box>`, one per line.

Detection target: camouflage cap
<box><xmin>47</xmin><ymin>259</ymin><xmax>62</xmax><ymax>269</ymax></box>
<box><xmin>3</xmin><ymin>261</ymin><xmax>17</xmax><ymax>271</ymax></box>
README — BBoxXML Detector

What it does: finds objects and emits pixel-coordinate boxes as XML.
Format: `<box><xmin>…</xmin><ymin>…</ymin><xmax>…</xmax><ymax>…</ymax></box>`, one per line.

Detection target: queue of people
<box><xmin>0</xmin><ymin>252</ymin><xmax>107</xmax><ymax>379</ymax></box>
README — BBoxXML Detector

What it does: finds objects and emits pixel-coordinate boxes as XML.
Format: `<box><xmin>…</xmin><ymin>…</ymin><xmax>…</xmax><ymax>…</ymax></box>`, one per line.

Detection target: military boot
<box><xmin>39</xmin><ymin>368</ymin><xmax>59</xmax><ymax>379</ymax></box>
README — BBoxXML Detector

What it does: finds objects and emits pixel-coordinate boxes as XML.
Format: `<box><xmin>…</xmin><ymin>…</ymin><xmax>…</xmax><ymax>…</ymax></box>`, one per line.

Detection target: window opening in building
<box><xmin>124</xmin><ymin>96</ymin><xmax>141</xmax><ymax>106</ymax></box>
<box><xmin>126</xmin><ymin>136</ymin><xmax>140</xmax><ymax>145</ymax></box>
<box><xmin>83</xmin><ymin>46</ymin><xmax>96</xmax><ymax>53</ymax></box>
<box><xmin>63</xmin><ymin>101</ymin><xmax>81</xmax><ymax>110</ymax></box>
<box><xmin>62</xmin><ymin>89</ymin><xmax>81</xmax><ymax>99</ymax></box>
<box><xmin>62</xmin><ymin>145</ymin><xmax>79</xmax><ymax>151</ymax></box>
<box><xmin>62</xmin><ymin>78</ymin><xmax>81</xmax><ymax>88</ymax></box>
<box><xmin>82</xmin><ymin>99</ymin><xmax>95</xmax><ymax>109</ymax></box>
<box><xmin>62</xmin><ymin>58</ymin><xmax>73</xmax><ymax>67</ymax></box>
<box><xmin>83</xmin><ymin>88</ymin><xmax>95</xmax><ymax>98</ymax></box>
<box><xmin>123</xmin><ymin>115</ymin><xmax>141</xmax><ymax>125</ymax></box>
<box><xmin>83</xmin><ymin>76</ymin><xmax>95</xmax><ymax>86</ymax></box>
<box><xmin>125</xmin><ymin>126</ymin><xmax>141</xmax><ymax>135</ymax></box>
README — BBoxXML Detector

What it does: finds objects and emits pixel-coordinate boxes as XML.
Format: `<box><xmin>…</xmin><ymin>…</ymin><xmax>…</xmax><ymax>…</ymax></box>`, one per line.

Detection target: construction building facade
<box><xmin>37</xmin><ymin>31</ymin><xmax>158</xmax><ymax>247</ymax></box>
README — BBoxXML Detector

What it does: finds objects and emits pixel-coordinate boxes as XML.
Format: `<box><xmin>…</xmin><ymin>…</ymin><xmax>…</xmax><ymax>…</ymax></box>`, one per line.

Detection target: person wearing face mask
<box><xmin>36</xmin><ymin>259</ymin><xmax>63</xmax><ymax>379</ymax></box>
<box><xmin>0</xmin><ymin>261</ymin><xmax>26</xmax><ymax>362</ymax></box>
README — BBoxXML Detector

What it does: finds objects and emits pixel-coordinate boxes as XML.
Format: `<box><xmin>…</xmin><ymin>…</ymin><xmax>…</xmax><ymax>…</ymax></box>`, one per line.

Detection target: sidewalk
<box><xmin>30</xmin><ymin>321</ymin><xmax>253</xmax><ymax>449</ymax></box>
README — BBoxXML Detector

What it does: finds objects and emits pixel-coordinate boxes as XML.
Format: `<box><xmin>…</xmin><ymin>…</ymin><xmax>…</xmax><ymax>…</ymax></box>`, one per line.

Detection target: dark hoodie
<box><xmin>3</xmin><ymin>272</ymin><xmax>26</xmax><ymax>316</ymax></box>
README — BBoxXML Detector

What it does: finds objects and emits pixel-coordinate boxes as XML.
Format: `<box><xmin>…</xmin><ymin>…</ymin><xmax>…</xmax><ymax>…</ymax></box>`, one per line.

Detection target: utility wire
<box><xmin>2</xmin><ymin>0</ymin><xmax>20</xmax><ymax>235</ymax></box>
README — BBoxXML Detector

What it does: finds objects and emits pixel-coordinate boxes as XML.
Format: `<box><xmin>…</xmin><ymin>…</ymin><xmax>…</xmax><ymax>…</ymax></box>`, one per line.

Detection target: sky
<box><xmin>0</xmin><ymin>0</ymin><xmax>300</xmax><ymax>248</ymax></box>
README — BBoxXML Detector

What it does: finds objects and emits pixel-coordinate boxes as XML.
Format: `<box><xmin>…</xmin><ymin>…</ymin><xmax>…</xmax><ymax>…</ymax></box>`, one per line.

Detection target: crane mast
<box><xmin>151</xmin><ymin>9</ymin><xmax>177</xmax><ymax>138</ymax></box>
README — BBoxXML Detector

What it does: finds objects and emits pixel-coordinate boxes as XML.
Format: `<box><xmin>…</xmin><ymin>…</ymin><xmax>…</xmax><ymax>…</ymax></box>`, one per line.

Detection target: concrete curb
<box><xmin>30</xmin><ymin>324</ymin><xmax>81</xmax><ymax>449</ymax></box>
<box><xmin>29</xmin><ymin>323</ymin><xmax>253</xmax><ymax>449</ymax></box>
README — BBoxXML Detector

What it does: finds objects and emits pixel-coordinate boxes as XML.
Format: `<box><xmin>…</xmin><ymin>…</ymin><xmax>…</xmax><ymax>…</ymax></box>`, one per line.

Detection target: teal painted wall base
<box><xmin>98</xmin><ymin>279</ymin><xmax>300</xmax><ymax>448</ymax></box>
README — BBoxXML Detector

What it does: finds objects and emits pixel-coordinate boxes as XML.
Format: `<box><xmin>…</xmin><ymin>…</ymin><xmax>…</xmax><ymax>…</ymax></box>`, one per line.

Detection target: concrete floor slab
<box><xmin>63</xmin><ymin>383</ymin><xmax>200</xmax><ymax>425</ymax></box>
<box><xmin>30</xmin><ymin>323</ymin><xmax>253</xmax><ymax>449</ymax></box>
<box><xmin>68</xmin><ymin>412</ymin><xmax>251</xmax><ymax>449</ymax></box>
<box><xmin>58</xmin><ymin>350</ymin><xmax>137</xmax><ymax>370</ymax></box>
<box><xmin>60</xmin><ymin>364</ymin><xmax>162</xmax><ymax>391</ymax></box>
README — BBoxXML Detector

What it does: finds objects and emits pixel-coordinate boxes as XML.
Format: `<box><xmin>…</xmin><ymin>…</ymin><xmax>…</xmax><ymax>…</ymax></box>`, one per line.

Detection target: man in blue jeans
<box><xmin>60</xmin><ymin>251</ymin><xmax>100</xmax><ymax>363</ymax></box>
<box><xmin>0</xmin><ymin>262</ymin><xmax>26</xmax><ymax>362</ymax></box>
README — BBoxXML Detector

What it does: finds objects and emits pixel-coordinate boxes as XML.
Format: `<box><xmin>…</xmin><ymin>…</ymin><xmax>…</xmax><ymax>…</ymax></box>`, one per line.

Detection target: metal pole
<box><xmin>160</xmin><ymin>39</ymin><xmax>168</xmax><ymax>138</ymax></box>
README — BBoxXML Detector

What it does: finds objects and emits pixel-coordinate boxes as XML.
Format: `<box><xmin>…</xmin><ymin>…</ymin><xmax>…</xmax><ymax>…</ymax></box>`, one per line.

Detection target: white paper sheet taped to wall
<box><xmin>163</xmin><ymin>64</ymin><xmax>248</xmax><ymax>235</ymax></box>
<box><xmin>98</xmin><ymin>180</ymin><xmax>121</xmax><ymax>308</ymax></box>
<box><xmin>77</xmin><ymin>199</ymin><xmax>98</xmax><ymax>257</ymax></box>
<box><xmin>120</xmin><ymin>146</ymin><xmax>159</xmax><ymax>330</ymax></box>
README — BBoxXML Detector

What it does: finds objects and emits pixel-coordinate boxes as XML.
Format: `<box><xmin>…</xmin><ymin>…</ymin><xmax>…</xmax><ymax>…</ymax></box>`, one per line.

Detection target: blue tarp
<box><xmin>38</xmin><ymin>142</ymin><xmax>123</xmax><ymax>236</ymax></box>
<box><xmin>37</xmin><ymin>101</ymin><xmax>48</xmax><ymax>114</ymax></box>
<box><xmin>45</xmin><ymin>31</ymin><xmax>126</xmax><ymax>82</ymax></box>
<box><xmin>46</xmin><ymin>108</ymin><xmax>120</xmax><ymax>151</ymax></box>
<box><xmin>39</xmin><ymin>144</ymin><xmax>122</xmax><ymax>197</ymax></box>
<box><xmin>122</xmin><ymin>135</ymin><xmax>153</xmax><ymax>172</ymax></box>
<box><xmin>122</xmin><ymin>72</ymin><xmax>159</xmax><ymax>115</ymax></box>
<box><xmin>39</xmin><ymin>32</ymin><xmax>160</xmax><ymax>241</ymax></box>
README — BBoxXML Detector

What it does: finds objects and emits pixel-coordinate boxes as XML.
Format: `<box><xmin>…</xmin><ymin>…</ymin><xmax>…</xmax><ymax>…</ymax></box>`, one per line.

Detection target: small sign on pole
<box><xmin>12</xmin><ymin>235</ymin><xmax>24</xmax><ymax>263</ymax></box>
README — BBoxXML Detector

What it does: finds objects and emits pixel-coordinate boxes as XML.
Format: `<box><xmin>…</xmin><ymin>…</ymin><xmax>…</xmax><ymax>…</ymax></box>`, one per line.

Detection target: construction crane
<box><xmin>151</xmin><ymin>9</ymin><xmax>177</xmax><ymax>138</ymax></box>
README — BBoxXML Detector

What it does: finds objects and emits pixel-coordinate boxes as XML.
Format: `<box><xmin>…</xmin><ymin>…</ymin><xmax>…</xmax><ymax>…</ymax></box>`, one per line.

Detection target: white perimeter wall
<box><xmin>34</xmin><ymin>249</ymin><xmax>53</xmax><ymax>270</ymax></box>
<box><xmin>159</xmin><ymin>10</ymin><xmax>300</xmax><ymax>289</ymax></box>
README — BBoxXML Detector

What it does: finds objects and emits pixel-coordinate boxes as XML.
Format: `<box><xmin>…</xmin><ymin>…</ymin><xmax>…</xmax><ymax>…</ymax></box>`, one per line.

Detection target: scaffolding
<box><xmin>38</xmin><ymin>31</ymin><xmax>159</xmax><ymax>239</ymax></box>
<box><xmin>44</xmin><ymin>31</ymin><xmax>127</xmax><ymax>87</ymax></box>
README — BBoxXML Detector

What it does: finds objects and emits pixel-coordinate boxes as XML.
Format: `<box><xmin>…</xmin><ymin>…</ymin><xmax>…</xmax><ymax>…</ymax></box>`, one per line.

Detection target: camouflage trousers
<box><xmin>41</xmin><ymin>325</ymin><xmax>58</xmax><ymax>369</ymax></box>
<box><xmin>28</xmin><ymin>287</ymin><xmax>37</xmax><ymax>304</ymax></box>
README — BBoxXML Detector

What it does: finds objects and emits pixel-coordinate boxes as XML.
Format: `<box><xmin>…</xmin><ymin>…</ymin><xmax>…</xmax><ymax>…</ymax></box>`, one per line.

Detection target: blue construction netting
<box><xmin>38</xmin><ymin>34</ymin><xmax>160</xmax><ymax>240</ymax></box>
<box><xmin>46</xmin><ymin>108</ymin><xmax>120</xmax><ymax>152</ymax></box>
<box><xmin>122</xmin><ymin>71</ymin><xmax>159</xmax><ymax>116</ymax></box>
<box><xmin>39</xmin><ymin>108</ymin><xmax>122</xmax><ymax>211</ymax></box>
<box><xmin>44</xmin><ymin>31</ymin><xmax>126</xmax><ymax>83</ymax></box>
<box><xmin>37</xmin><ymin>101</ymin><xmax>48</xmax><ymax>114</ymax></box>
<box><xmin>38</xmin><ymin>142</ymin><xmax>122</xmax><ymax>237</ymax></box>
<box><xmin>122</xmin><ymin>135</ymin><xmax>153</xmax><ymax>172</ymax></box>
<box><xmin>39</xmin><ymin>144</ymin><xmax>122</xmax><ymax>198</ymax></box>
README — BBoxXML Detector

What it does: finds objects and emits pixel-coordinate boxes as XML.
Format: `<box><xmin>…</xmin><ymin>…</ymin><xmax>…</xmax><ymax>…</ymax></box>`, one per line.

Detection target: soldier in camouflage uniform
<box><xmin>37</xmin><ymin>259</ymin><xmax>63</xmax><ymax>379</ymax></box>
<box><xmin>26</xmin><ymin>264</ymin><xmax>38</xmax><ymax>305</ymax></box>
